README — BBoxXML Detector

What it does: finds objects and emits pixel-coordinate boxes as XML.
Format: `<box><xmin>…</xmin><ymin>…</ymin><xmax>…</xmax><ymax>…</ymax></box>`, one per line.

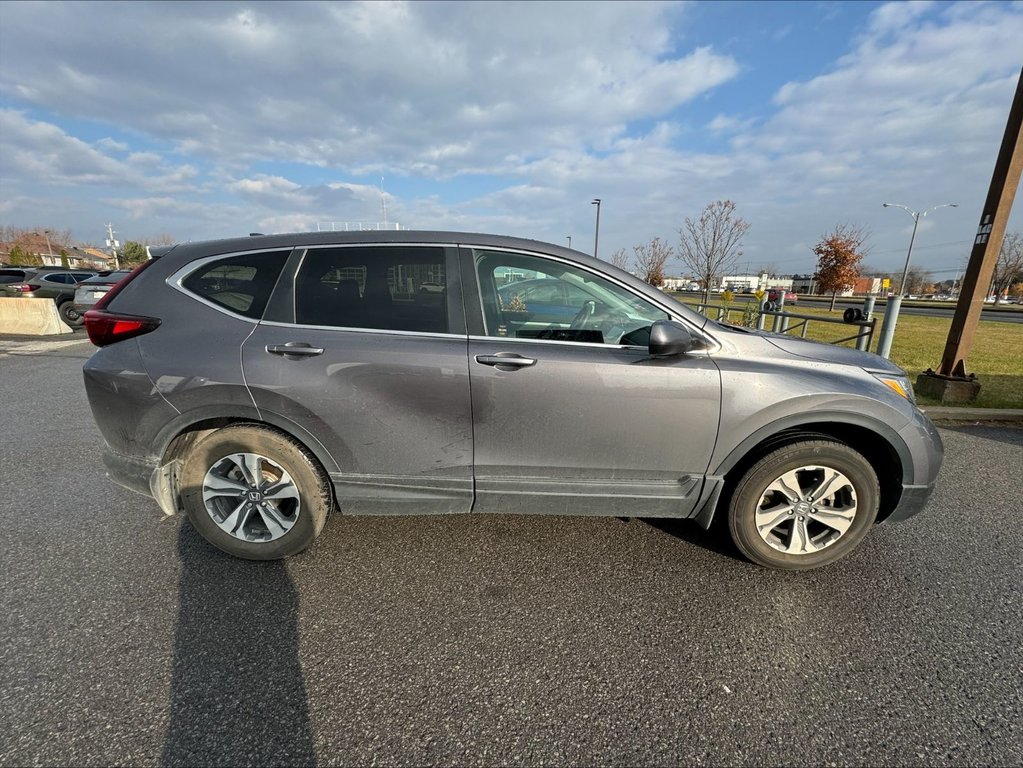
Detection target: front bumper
<box><xmin>883</xmin><ymin>406</ymin><xmax>945</xmax><ymax>523</ymax></box>
<box><xmin>886</xmin><ymin>483</ymin><xmax>937</xmax><ymax>523</ymax></box>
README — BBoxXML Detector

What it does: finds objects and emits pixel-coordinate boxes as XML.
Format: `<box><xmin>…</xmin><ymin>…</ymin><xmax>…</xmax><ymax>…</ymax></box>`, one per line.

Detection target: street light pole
<box><xmin>32</xmin><ymin>229</ymin><xmax>53</xmax><ymax>264</ymax></box>
<box><xmin>876</xmin><ymin>201</ymin><xmax>958</xmax><ymax>358</ymax></box>
<box><xmin>882</xmin><ymin>202</ymin><xmax>958</xmax><ymax>295</ymax></box>
<box><xmin>566</xmin><ymin>236</ymin><xmax>572</xmax><ymax>249</ymax></box>
<box><xmin>591</xmin><ymin>198</ymin><xmax>601</xmax><ymax>258</ymax></box>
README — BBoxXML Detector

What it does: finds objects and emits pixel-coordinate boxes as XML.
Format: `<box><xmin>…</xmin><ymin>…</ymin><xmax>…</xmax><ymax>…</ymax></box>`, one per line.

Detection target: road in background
<box><xmin>1</xmin><ymin>339</ymin><xmax>1021</xmax><ymax>766</ymax></box>
<box><xmin>673</xmin><ymin>292</ymin><xmax>1023</xmax><ymax>324</ymax></box>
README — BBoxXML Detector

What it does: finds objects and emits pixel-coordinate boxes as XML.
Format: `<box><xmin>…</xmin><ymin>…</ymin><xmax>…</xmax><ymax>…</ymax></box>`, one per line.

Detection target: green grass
<box><xmin>677</xmin><ymin>297</ymin><xmax>1023</xmax><ymax>409</ymax></box>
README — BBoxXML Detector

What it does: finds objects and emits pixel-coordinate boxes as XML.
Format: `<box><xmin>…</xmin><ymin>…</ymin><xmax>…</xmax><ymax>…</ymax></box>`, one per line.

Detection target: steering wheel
<box><xmin>569</xmin><ymin>300</ymin><xmax>597</xmax><ymax>329</ymax></box>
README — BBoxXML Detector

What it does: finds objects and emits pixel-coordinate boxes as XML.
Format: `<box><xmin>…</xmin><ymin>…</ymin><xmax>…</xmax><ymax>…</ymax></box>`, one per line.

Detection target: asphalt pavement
<box><xmin>1</xmin><ymin>338</ymin><xmax>1021</xmax><ymax>767</ymax></box>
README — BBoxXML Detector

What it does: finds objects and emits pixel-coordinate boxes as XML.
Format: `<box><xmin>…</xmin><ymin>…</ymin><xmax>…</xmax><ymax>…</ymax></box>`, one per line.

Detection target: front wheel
<box><xmin>727</xmin><ymin>440</ymin><xmax>880</xmax><ymax>570</ymax></box>
<box><xmin>179</xmin><ymin>425</ymin><xmax>332</xmax><ymax>560</ymax></box>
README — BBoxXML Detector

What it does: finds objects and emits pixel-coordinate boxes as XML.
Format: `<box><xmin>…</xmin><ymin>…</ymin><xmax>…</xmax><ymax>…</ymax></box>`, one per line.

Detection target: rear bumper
<box><xmin>102</xmin><ymin>447</ymin><xmax>158</xmax><ymax>500</ymax></box>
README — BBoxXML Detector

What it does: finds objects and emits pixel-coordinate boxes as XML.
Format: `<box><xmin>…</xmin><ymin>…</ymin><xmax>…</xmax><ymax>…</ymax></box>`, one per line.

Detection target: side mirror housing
<box><xmin>649</xmin><ymin>320</ymin><xmax>703</xmax><ymax>357</ymax></box>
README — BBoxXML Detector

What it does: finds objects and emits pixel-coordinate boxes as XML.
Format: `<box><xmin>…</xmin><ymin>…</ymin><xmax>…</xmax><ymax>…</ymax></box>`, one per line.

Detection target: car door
<box><xmin>463</xmin><ymin>246</ymin><xmax>721</xmax><ymax>518</ymax></box>
<box><xmin>242</xmin><ymin>243</ymin><xmax>474</xmax><ymax>515</ymax></box>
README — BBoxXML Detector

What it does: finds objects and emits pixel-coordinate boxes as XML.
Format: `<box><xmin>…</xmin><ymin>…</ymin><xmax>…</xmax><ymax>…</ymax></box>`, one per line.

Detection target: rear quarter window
<box><xmin>181</xmin><ymin>250</ymin><xmax>290</xmax><ymax>319</ymax></box>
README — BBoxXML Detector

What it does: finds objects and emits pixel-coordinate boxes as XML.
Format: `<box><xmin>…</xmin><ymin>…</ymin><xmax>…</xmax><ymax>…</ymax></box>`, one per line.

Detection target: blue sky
<box><xmin>1</xmin><ymin>0</ymin><xmax>1020</xmax><ymax>279</ymax></box>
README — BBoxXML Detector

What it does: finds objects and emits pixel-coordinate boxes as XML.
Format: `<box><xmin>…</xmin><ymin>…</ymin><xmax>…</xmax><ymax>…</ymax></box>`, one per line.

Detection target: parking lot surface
<box><xmin>1</xmin><ymin>338</ymin><xmax>1021</xmax><ymax>766</ymax></box>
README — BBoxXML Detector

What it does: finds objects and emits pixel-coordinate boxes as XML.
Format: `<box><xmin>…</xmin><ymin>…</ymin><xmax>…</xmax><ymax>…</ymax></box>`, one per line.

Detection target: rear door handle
<box><xmin>475</xmin><ymin>353</ymin><xmax>536</xmax><ymax>368</ymax></box>
<box><xmin>267</xmin><ymin>343</ymin><xmax>324</xmax><ymax>357</ymax></box>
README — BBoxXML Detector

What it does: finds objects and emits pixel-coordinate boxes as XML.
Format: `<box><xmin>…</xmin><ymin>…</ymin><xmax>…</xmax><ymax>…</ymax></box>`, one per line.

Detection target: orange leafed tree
<box><xmin>813</xmin><ymin>225</ymin><xmax>867</xmax><ymax>310</ymax></box>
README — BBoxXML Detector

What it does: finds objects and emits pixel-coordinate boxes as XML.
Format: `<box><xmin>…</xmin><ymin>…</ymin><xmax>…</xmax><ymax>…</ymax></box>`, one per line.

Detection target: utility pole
<box><xmin>591</xmin><ymin>198</ymin><xmax>601</xmax><ymax>259</ymax></box>
<box><xmin>105</xmin><ymin>223</ymin><xmax>120</xmax><ymax>269</ymax></box>
<box><xmin>918</xmin><ymin>67</ymin><xmax>1023</xmax><ymax>402</ymax></box>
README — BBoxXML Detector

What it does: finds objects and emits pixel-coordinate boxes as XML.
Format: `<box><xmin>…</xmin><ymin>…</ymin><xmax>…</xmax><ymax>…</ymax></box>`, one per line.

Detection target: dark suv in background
<box><xmin>3</xmin><ymin>267</ymin><xmax>99</xmax><ymax>326</ymax></box>
<box><xmin>82</xmin><ymin>231</ymin><xmax>943</xmax><ymax>569</ymax></box>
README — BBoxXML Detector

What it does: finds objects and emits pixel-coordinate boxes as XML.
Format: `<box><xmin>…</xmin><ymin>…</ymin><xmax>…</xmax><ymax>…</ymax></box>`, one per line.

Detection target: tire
<box><xmin>179</xmin><ymin>425</ymin><xmax>332</xmax><ymax>560</ymax></box>
<box><xmin>727</xmin><ymin>440</ymin><xmax>879</xmax><ymax>570</ymax></box>
<box><xmin>59</xmin><ymin>301</ymin><xmax>84</xmax><ymax>327</ymax></box>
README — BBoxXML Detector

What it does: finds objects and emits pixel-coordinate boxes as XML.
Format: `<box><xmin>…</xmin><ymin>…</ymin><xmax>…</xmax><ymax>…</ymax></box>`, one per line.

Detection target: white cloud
<box><xmin>0</xmin><ymin>1</ymin><xmax>1020</xmax><ymax>274</ymax></box>
<box><xmin>0</xmin><ymin>1</ymin><xmax>736</xmax><ymax>176</ymax></box>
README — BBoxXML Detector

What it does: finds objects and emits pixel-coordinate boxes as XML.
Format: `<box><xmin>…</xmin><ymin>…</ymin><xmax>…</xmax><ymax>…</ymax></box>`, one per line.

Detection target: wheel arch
<box><xmin>148</xmin><ymin>405</ymin><xmax>341</xmax><ymax>516</ymax></box>
<box><xmin>696</xmin><ymin>413</ymin><xmax>910</xmax><ymax>528</ymax></box>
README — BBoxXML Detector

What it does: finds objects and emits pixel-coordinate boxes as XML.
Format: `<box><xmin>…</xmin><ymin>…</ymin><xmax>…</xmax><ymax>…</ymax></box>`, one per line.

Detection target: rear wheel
<box><xmin>179</xmin><ymin>425</ymin><xmax>332</xmax><ymax>560</ymax></box>
<box><xmin>59</xmin><ymin>301</ymin><xmax>84</xmax><ymax>327</ymax></box>
<box><xmin>727</xmin><ymin>440</ymin><xmax>879</xmax><ymax>570</ymax></box>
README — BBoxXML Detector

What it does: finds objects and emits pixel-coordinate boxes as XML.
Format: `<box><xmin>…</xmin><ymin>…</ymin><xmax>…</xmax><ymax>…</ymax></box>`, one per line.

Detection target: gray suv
<box><xmin>82</xmin><ymin>231</ymin><xmax>943</xmax><ymax>569</ymax></box>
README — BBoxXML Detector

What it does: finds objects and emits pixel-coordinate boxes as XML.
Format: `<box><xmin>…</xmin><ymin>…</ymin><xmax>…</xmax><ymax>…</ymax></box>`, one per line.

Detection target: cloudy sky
<box><xmin>1</xmin><ymin>0</ymin><xmax>1020</xmax><ymax>278</ymax></box>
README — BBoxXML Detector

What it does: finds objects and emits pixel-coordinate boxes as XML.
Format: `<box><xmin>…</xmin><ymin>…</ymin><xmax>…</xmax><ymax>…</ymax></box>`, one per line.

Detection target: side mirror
<box><xmin>649</xmin><ymin>320</ymin><xmax>703</xmax><ymax>357</ymax></box>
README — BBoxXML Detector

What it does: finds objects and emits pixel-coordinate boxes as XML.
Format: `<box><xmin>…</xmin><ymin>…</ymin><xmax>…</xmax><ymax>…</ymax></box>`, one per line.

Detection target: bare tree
<box><xmin>991</xmin><ymin>231</ymin><xmax>1023</xmax><ymax>304</ymax></box>
<box><xmin>899</xmin><ymin>266</ymin><xmax>932</xmax><ymax>296</ymax></box>
<box><xmin>609</xmin><ymin>248</ymin><xmax>630</xmax><ymax>271</ymax></box>
<box><xmin>813</xmin><ymin>224</ymin><xmax>867</xmax><ymax>310</ymax></box>
<box><xmin>678</xmin><ymin>200</ymin><xmax>751</xmax><ymax>302</ymax></box>
<box><xmin>633</xmin><ymin>238</ymin><xmax>673</xmax><ymax>287</ymax></box>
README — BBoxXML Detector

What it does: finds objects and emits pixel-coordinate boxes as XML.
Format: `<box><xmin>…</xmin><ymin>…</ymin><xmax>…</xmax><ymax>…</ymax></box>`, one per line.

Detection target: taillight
<box><xmin>84</xmin><ymin>259</ymin><xmax>162</xmax><ymax>346</ymax></box>
<box><xmin>84</xmin><ymin>310</ymin><xmax>161</xmax><ymax>347</ymax></box>
<box><xmin>9</xmin><ymin>284</ymin><xmax>35</xmax><ymax>293</ymax></box>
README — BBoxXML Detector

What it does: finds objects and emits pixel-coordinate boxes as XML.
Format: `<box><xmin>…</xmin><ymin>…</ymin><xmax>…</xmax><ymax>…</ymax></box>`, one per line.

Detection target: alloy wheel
<box><xmin>201</xmin><ymin>452</ymin><xmax>301</xmax><ymax>542</ymax></box>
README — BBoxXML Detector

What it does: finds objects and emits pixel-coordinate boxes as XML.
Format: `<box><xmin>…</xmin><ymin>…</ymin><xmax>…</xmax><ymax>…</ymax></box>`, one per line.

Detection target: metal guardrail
<box><xmin>690</xmin><ymin>299</ymin><xmax>877</xmax><ymax>351</ymax></box>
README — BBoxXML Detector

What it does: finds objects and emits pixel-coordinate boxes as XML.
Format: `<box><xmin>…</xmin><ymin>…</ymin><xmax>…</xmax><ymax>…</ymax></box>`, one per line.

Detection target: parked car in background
<box><xmin>71</xmin><ymin>271</ymin><xmax>133</xmax><ymax>316</ymax></box>
<box><xmin>3</xmin><ymin>267</ymin><xmax>98</xmax><ymax>326</ymax></box>
<box><xmin>0</xmin><ymin>268</ymin><xmax>36</xmax><ymax>285</ymax></box>
<box><xmin>767</xmin><ymin>289</ymin><xmax>798</xmax><ymax>304</ymax></box>
<box><xmin>82</xmin><ymin>230</ymin><xmax>942</xmax><ymax>570</ymax></box>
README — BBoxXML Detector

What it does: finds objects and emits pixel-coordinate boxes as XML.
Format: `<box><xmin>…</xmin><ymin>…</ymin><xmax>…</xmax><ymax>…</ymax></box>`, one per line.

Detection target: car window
<box><xmin>474</xmin><ymin>250</ymin><xmax>668</xmax><ymax>345</ymax></box>
<box><xmin>70</xmin><ymin>273</ymin><xmax>96</xmax><ymax>283</ymax></box>
<box><xmin>82</xmin><ymin>271</ymin><xmax>131</xmax><ymax>285</ymax></box>
<box><xmin>181</xmin><ymin>250</ymin><xmax>290</xmax><ymax>319</ymax></box>
<box><xmin>295</xmin><ymin>246</ymin><xmax>448</xmax><ymax>333</ymax></box>
<box><xmin>517</xmin><ymin>282</ymin><xmax>563</xmax><ymax>304</ymax></box>
<box><xmin>42</xmin><ymin>273</ymin><xmax>72</xmax><ymax>284</ymax></box>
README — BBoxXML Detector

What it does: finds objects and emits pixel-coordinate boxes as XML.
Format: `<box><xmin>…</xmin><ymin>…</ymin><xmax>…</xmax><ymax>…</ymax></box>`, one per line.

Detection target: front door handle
<box><xmin>267</xmin><ymin>342</ymin><xmax>324</xmax><ymax>358</ymax></box>
<box><xmin>475</xmin><ymin>353</ymin><xmax>536</xmax><ymax>368</ymax></box>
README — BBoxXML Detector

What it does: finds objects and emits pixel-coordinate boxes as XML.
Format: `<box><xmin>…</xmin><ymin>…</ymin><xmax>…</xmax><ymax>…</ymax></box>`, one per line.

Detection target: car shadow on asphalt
<box><xmin>637</xmin><ymin>515</ymin><xmax>748</xmax><ymax>563</ymax></box>
<box><xmin>162</xmin><ymin>523</ymin><xmax>316</xmax><ymax>767</ymax></box>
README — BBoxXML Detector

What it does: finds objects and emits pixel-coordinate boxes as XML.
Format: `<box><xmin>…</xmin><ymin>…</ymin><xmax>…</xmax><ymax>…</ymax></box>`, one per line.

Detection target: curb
<box><xmin>921</xmin><ymin>407</ymin><xmax>1023</xmax><ymax>424</ymax></box>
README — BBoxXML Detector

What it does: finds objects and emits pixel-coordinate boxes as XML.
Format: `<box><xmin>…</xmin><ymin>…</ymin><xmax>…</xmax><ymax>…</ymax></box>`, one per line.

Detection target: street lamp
<box><xmin>591</xmin><ymin>198</ymin><xmax>601</xmax><ymax>258</ymax></box>
<box><xmin>566</xmin><ymin>235</ymin><xmax>572</xmax><ymax>249</ymax></box>
<box><xmin>32</xmin><ymin>229</ymin><xmax>53</xmax><ymax>264</ymax></box>
<box><xmin>882</xmin><ymin>202</ymin><xmax>958</xmax><ymax>295</ymax></box>
<box><xmin>875</xmin><ymin>201</ymin><xmax>958</xmax><ymax>359</ymax></box>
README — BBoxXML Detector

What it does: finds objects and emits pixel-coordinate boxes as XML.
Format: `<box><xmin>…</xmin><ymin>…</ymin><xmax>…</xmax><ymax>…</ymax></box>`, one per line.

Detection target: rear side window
<box><xmin>182</xmin><ymin>250</ymin><xmax>289</xmax><ymax>319</ymax></box>
<box><xmin>295</xmin><ymin>246</ymin><xmax>448</xmax><ymax>333</ymax></box>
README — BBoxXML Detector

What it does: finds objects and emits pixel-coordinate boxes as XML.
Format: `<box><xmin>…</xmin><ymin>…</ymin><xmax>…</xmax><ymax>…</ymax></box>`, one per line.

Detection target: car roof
<box><xmin>158</xmin><ymin>230</ymin><xmax>585</xmax><ymax>258</ymax></box>
<box><xmin>152</xmin><ymin>230</ymin><xmax>709</xmax><ymax>328</ymax></box>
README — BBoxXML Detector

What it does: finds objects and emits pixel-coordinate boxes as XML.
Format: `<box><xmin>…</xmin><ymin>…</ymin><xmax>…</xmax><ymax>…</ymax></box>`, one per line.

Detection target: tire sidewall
<box><xmin>180</xmin><ymin>426</ymin><xmax>330</xmax><ymax>560</ymax></box>
<box><xmin>728</xmin><ymin>442</ymin><xmax>880</xmax><ymax>570</ymax></box>
<box><xmin>59</xmin><ymin>301</ymin><xmax>83</xmax><ymax>326</ymax></box>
